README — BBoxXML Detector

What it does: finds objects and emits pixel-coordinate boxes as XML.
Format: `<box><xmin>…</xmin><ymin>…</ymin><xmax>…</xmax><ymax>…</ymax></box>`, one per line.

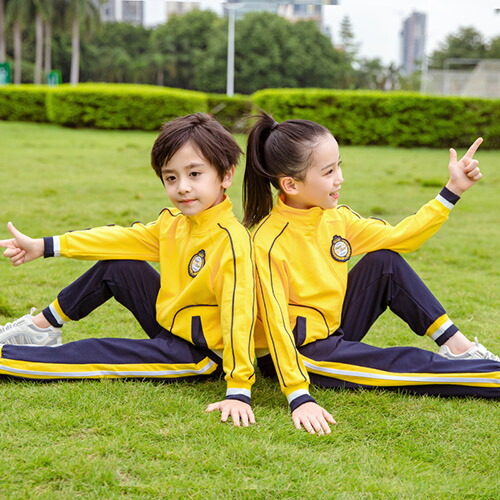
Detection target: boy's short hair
<box><xmin>151</xmin><ymin>113</ymin><xmax>242</xmax><ymax>180</ymax></box>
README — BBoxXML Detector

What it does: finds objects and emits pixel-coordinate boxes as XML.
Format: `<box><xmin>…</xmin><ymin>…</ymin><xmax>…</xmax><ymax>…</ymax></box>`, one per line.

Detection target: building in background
<box><xmin>99</xmin><ymin>0</ymin><xmax>200</xmax><ymax>26</ymax></box>
<box><xmin>224</xmin><ymin>0</ymin><xmax>338</xmax><ymax>34</ymax></box>
<box><xmin>100</xmin><ymin>0</ymin><xmax>144</xmax><ymax>25</ymax></box>
<box><xmin>166</xmin><ymin>1</ymin><xmax>201</xmax><ymax>17</ymax></box>
<box><xmin>400</xmin><ymin>11</ymin><xmax>426</xmax><ymax>76</ymax></box>
<box><xmin>100</xmin><ymin>0</ymin><xmax>338</xmax><ymax>31</ymax></box>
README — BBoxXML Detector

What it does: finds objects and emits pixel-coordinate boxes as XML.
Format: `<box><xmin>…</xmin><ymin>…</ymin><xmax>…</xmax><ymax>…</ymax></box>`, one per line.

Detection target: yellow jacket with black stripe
<box><xmin>252</xmin><ymin>189</ymin><xmax>458</xmax><ymax>405</ymax></box>
<box><xmin>45</xmin><ymin>197</ymin><xmax>256</xmax><ymax>399</ymax></box>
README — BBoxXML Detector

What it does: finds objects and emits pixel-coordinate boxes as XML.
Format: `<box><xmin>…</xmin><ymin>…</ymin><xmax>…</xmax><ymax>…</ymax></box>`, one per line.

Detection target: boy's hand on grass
<box><xmin>206</xmin><ymin>399</ymin><xmax>256</xmax><ymax>427</ymax></box>
<box><xmin>0</xmin><ymin>222</ymin><xmax>44</xmax><ymax>266</ymax></box>
<box><xmin>292</xmin><ymin>402</ymin><xmax>336</xmax><ymax>436</ymax></box>
<box><xmin>446</xmin><ymin>137</ymin><xmax>483</xmax><ymax>196</ymax></box>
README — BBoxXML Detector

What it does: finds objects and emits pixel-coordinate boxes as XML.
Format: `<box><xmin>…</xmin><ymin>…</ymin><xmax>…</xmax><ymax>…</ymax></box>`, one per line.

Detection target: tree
<box><xmin>33</xmin><ymin>0</ymin><xmax>44</xmax><ymax>83</ymax></box>
<box><xmin>196</xmin><ymin>12</ymin><xmax>349</xmax><ymax>94</ymax></box>
<box><xmin>6</xmin><ymin>0</ymin><xmax>33</xmax><ymax>83</ymax></box>
<box><xmin>0</xmin><ymin>0</ymin><xmax>7</xmax><ymax>62</ymax></box>
<box><xmin>430</xmin><ymin>27</ymin><xmax>487</xmax><ymax>69</ymax></box>
<box><xmin>65</xmin><ymin>0</ymin><xmax>100</xmax><ymax>85</ymax></box>
<box><xmin>338</xmin><ymin>15</ymin><xmax>358</xmax><ymax>62</ymax></box>
<box><xmin>150</xmin><ymin>10</ymin><xmax>220</xmax><ymax>89</ymax></box>
<box><xmin>41</xmin><ymin>0</ymin><xmax>66</xmax><ymax>80</ymax></box>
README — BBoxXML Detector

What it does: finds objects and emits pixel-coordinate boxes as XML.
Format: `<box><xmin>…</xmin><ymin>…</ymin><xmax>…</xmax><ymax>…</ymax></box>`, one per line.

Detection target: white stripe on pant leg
<box><xmin>430</xmin><ymin>319</ymin><xmax>453</xmax><ymax>341</ymax></box>
<box><xmin>0</xmin><ymin>360</ymin><xmax>216</xmax><ymax>378</ymax></box>
<box><xmin>303</xmin><ymin>360</ymin><xmax>500</xmax><ymax>385</ymax></box>
<box><xmin>48</xmin><ymin>303</ymin><xmax>66</xmax><ymax>326</ymax></box>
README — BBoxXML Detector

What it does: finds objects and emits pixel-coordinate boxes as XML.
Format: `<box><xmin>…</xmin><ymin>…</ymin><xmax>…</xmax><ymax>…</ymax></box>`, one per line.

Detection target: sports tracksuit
<box><xmin>252</xmin><ymin>188</ymin><xmax>500</xmax><ymax>411</ymax></box>
<box><xmin>0</xmin><ymin>197</ymin><xmax>256</xmax><ymax>405</ymax></box>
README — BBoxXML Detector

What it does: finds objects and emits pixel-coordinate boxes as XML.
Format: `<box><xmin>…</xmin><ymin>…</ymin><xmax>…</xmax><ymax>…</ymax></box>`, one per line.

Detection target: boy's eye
<box><xmin>164</xmin><ymin>176</ymin><xmax>175</xmax><ymax>183</ymax></box>
<box><xmin>190</xmin><ymin>171</ymin><xmax>201</xmax><ymax>177</ymax></box>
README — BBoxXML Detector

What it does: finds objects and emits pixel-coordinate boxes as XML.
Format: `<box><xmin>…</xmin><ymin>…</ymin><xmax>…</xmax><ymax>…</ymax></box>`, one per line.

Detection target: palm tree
<box><xmin>34</xmin><ymin>0</ymin><xmax>44</xmax><ymax>83</ymax></box>
<box><xmin>6</xmin><ymin>0</ymin><xmax>32</xmax><ymax>83</ymax></box>
<box><xmin>0</xmin><ymin>0</ymin><xmax>7</xmax><ymax>63</ymax></box>
<box><xmin>41</xmin><ymin>0</ymin><xmax>66</xmax><ymax>81</ymax></box>
<box><xmin>65</xmin><ymin>0</ymin><xmax>100</xmax><ymax>85</ymax></box>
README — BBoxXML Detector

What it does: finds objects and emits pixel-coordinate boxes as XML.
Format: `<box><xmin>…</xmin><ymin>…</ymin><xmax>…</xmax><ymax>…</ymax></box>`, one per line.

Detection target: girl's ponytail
<box><xmin>243</xmin><ymin>112</ymin><xmax>331</xmax><ymax>228</ymax></box>
<box><xmin>243</xmin><ymin>113</ymin><xmax>278</xmax><ymax>228</ymax></box>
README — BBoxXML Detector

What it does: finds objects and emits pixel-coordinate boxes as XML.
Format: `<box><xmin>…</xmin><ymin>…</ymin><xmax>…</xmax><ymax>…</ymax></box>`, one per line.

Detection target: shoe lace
<box><xmin>0</xmin><ymin>318</ymin><xmax>22</xmax><ymax>333</ymax></box>
<box><xmin>474</xmin><ymin>338</ymin><xmax>500</xmax><ymax>362</ymax></box>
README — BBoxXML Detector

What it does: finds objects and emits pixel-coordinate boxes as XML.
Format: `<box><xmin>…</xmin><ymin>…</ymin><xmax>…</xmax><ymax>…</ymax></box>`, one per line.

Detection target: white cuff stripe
<box><xmin>53</xmin><ymin>237</ymin><xmax>61</xmax><ymax>257</ymax></box>
<box><xmin>49</xmin><ymin>303</ymin><xmax>66</xmax><ymax>325</ymax></box>
<box><xmin>226</xmin><ymin>388</ymin><xmax>251</xmax><ymax>398</ymax></box>
<box><xmin>430</xmin><ymin>319</ymin><xmax>453</xmax><ymax>340</ymax></box>
<box><xmin>436</xmin><ymin>194</ymin><xmax>454</xmax><ymax>210</ymax></box>
<box><xmin>287</xmin><ymin>389</ymin><xmax>310</xmax><ymax>404</ymax></box>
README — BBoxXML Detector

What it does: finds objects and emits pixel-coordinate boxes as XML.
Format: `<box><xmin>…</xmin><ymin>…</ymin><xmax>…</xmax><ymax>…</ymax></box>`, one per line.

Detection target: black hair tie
<box><xmin>270</xmin><ymin>121</ymin><xmax>279</xmax><ymax>131</ymax></box>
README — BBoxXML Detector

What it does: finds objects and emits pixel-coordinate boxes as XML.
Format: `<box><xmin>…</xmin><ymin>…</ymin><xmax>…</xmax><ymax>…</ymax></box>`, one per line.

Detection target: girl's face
<box><xmin>283</xmin><ymin>134</ymin><xmax>343</xmax><ymax>211</ymax></box>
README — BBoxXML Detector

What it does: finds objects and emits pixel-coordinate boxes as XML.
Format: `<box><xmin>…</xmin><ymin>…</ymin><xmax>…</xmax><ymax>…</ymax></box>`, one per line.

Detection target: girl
<box><xmin>244</xmin><ymin>112</ymin><xmax>500</xmax><ymax>435</ymax></box>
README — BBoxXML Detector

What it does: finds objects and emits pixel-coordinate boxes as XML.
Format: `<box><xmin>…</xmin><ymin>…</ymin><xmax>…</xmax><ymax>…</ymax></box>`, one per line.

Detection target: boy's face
<box><xmin>161</xmin><ymin>141</ymin><xmax>234</xmax><ymax>216</ymax></box>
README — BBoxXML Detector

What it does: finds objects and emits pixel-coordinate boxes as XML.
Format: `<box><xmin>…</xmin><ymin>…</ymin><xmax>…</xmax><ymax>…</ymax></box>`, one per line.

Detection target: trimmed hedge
<box><xmin>1</xmin><ymin>84</ymin><xmax>500</xmax><ymax>148</ymax></box>
<box><xmin>0</xmin><ymin>85</ymin><xmax>49</xmax><ymax>122</ymax></box>
<box><xmin>252</xmin><ymin>89</ymin><xmax>500</xmax><ymax>149</ymax></box>
<box><xmin>46</xmin><ymin>84</ymin><xmax>208</xmax><ymax>131</ymax></box>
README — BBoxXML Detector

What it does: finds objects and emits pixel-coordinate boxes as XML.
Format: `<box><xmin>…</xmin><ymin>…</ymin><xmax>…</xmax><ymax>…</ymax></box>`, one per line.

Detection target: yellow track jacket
<box><xmin>45</xmin><ymin>197</ymin><xmax>256</xmax><ymax>400</ymax></box>
<box><xmin>252</xmin><ymin>189</ymin><xmax>458</xmax><ymax>406</ymax></box>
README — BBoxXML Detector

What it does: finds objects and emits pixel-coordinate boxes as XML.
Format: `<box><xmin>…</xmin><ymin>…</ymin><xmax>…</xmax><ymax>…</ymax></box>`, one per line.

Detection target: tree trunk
<box><xmin>13</xmin><ymin>21</ymin><xmax>21</xmax><ymax>84</ymax></box>
<box><xmin>70</xmin><ymin>17</ymin><xmax>80</xmax><ymax>85</ymax></box>
<box><xmin>0</xmin><ymin>0</ymin><xmax>5</xmax><ymax>63</ymax></box>
<box><xmin>34</xmin><ymin>13</ymin><xmax>43</xmax><ymax>84</ymax></box>
<box><xmin>44</xmin><ymin>20</ymin><xmax>52</xmax><ymax>76</ymax></box>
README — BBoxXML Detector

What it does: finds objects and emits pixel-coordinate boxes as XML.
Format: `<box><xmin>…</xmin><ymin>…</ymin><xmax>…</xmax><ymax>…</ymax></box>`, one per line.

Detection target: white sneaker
<box><xmin>438</xmin><ymin>337</ymin><xmax>500</xmax><ymax>362</ymax></box>
<box><xmin>0</xmin><ymin>308</ymin><xmax>62</xmax><ymax>347</ymax></box>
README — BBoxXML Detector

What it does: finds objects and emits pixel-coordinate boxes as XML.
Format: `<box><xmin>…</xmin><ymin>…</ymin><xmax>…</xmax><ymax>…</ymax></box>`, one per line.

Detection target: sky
<box><xmin>191</xmin><ymin>0</ymin><xmax>500</xmax><ymax>66</ymax></box>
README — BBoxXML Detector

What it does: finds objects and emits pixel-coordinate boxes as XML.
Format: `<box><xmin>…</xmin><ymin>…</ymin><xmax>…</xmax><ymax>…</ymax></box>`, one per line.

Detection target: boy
<box><xmin>0</xmin><ymin>113</ymin><xmax>256</xmax><ymax>427</ymax></box>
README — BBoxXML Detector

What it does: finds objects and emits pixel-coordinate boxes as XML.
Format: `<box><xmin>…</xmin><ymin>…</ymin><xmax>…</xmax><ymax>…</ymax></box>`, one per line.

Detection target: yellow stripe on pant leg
<box><xmin>0</xmin><ymin>356</ymin><xmax>218</xmax><ymax>380</ymax></box>
<box><xmin>52</xmin><ymin>299</ymin><xmax>71</xmax><ymax>323</ymax></box>
<box><xmin>301</xmin><ymin>357</ymin><xmax>500</xmax><ymax>388</ymax></box>
<box><xmin>426</xmin><ymin>314</ymin><xmax>451</xmax><ymax>339</ymax></box>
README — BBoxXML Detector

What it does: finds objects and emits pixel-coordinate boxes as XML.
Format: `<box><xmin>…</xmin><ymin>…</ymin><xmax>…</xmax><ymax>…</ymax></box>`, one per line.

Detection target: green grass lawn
<box><xmin>0</xmin><ymin>121</ymin><xmax>499</xmax><ymax>499</ymax></box>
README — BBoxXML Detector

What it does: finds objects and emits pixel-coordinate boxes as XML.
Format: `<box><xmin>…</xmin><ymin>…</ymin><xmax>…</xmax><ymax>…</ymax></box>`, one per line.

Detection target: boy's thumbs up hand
<box><xmin>0</xmin><ymin>222</ymin><xmax>44</xmax><ymax>266</ymax></box>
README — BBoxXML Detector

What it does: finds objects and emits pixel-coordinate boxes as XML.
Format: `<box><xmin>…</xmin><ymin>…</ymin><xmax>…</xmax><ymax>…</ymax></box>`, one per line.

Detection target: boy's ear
<box><xmin>279</xmin><ymin>176</ymin><xmax>300</xmax><ymax>195</ymax></box>
<box><xmin>222</xmin><ymin>165</ymin><xmax>235</xmax><ymax>189</ymax></box>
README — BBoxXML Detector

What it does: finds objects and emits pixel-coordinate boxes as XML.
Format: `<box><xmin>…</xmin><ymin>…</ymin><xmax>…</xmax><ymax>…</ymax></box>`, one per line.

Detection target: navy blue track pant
<box><xmin>0</xmin><ymin>261</ymin><xmax>222</xmax><ymax>381</ymax></box>
<box><xmin>257</xmin><ymin>250</ymin><xmax>500</xmax><ymax>397</ymax></box>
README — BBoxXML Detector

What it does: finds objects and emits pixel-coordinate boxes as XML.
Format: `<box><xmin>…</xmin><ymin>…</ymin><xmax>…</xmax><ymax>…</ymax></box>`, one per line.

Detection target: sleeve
<box><xmin>43</xmin><ymin>217</ymin><xmax>164</xmax><ymax>262</ymax></box>
<box><xmin>254</xmin><ymin>239</ymin><xmax>317</xmax><ymax>412</ymax></box>
<box><xmin>342</xmin><ymin>187</ymin><xmax>460</xmax><ymax>256</ymax></box>
<box><xmin>213</xmin><ymin>227</ymin><xmax>256</xmax><ymax>405</ymax></box>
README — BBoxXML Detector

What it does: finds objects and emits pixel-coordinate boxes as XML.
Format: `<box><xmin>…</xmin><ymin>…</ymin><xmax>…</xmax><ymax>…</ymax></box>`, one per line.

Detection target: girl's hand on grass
<box><xmin>0</xmin><ymin>222</ymin><xmax>44</xmax><ymax>266</ymax></box>
<box><xmin>292</xmin><ymin>402</ymin><xmax>336</xmax><ymax>436</ymax></box>
<box><xmin>446</xmin><ymin>137</ymin><xmax>483</xmax><ymax>196</ymax></box>
<box><xmin>206</xmin><ymin>399</ymin><xmax>256</xmax><ymax>427</ymax></box>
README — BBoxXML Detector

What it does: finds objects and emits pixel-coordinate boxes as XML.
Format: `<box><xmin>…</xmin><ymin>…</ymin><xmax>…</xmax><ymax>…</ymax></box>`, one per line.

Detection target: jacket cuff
<box><xmin>436</xmin><ymin>187</ymin><xmax>460</xmax><ymax>210</ymax></box>
<box><xmin>287</xmin><ymin>389</ymin><xmax>317</xmax><ymax>412</ymax></box>
<box><xmin>225</xmin><ymin>388</ymin><xmax>251</xmax><ymax>406</ymax></box>
<box><xmin>43</xmin><ymin>236</ymin><xmax>57</xmax><ymax>258</ymax></box>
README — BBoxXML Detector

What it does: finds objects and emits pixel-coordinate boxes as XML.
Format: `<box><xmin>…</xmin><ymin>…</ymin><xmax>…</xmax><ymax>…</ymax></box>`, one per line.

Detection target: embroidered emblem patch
<box><xmin>330</xmin><ymin>235</ymin><xmax>352</xmax><ymax>262</ymax></box>
<box><xmin>188</xmin><ymin>250</ymin><xmax>206</xmax><ymax>277</ymax></box>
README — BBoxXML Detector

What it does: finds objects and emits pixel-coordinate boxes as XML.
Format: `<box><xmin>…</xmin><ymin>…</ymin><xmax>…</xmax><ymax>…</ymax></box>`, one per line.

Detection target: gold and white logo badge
<box><xmin>188</xmin><ymin>250</ymin><xmax>206</xmax><ymax>277</ymax></box>
<box><xmin>330</xmin><ymin>235</ymin><xmax>352</xmax><ymax>262</ymax></box>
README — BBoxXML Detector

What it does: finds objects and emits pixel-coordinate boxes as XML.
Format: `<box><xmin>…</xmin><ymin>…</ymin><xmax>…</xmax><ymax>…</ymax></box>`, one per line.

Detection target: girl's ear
<box><xmin>279</xmin><ymin>176</ymin><xmax>299</xmax><ymax>195</ymax></box>
<box><xmin>222</xmin><ymin>166</ymin><xmax>235</xmax><ymax>189</ymax></box>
